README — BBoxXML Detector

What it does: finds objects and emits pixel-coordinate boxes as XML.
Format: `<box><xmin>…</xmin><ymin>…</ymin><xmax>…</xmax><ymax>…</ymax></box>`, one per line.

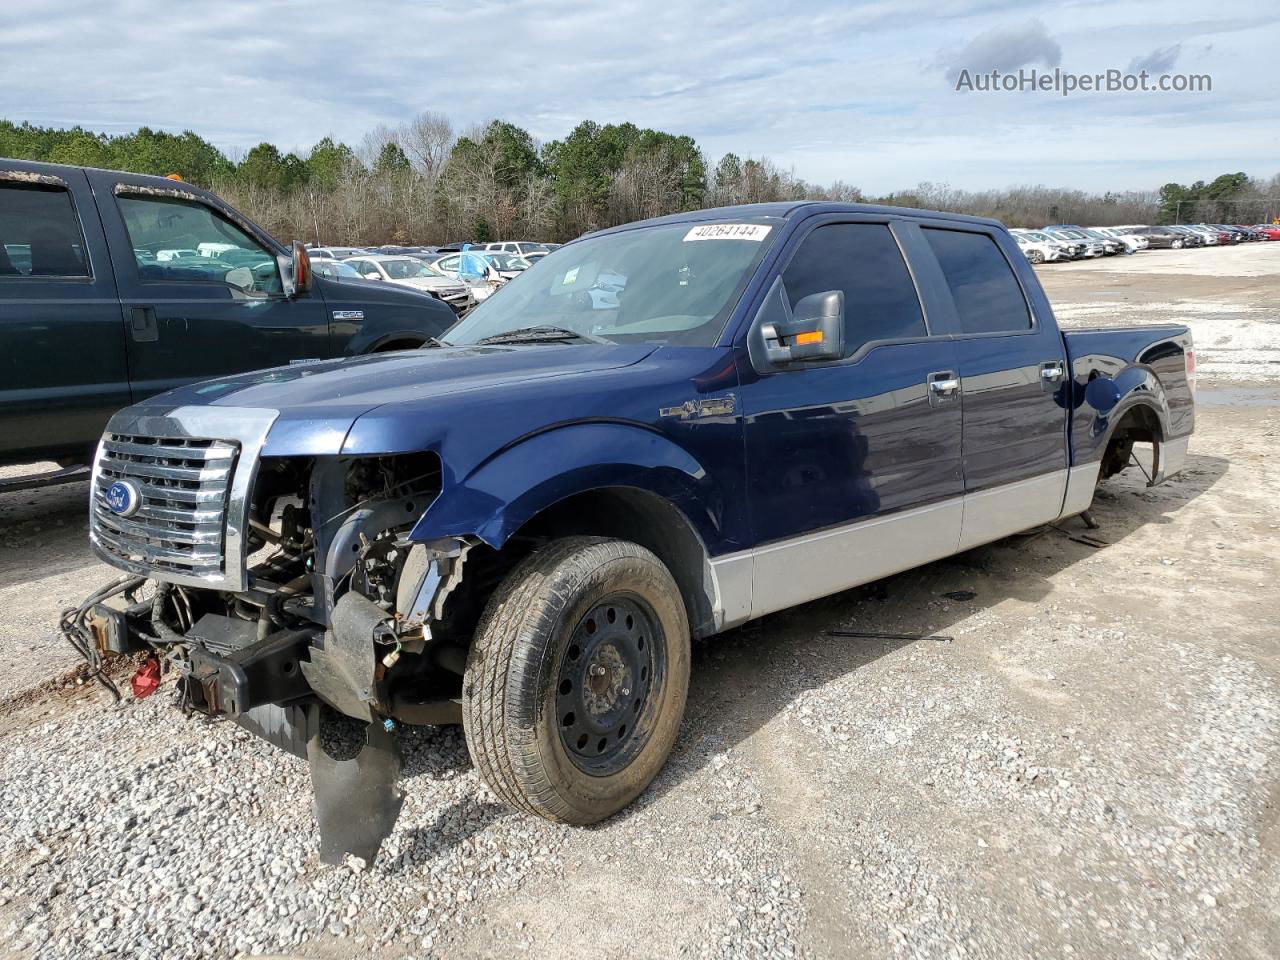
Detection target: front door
<box><xmin>915</xmin><ymin>224</ymin><xmax>1070</xmax><ymax>549</ymax></box>
<box><xmin>91</xmin><ymin>171</ymin><xmax>330</xmax><ymax>399</ymax></box>
<box><xmin>0</xmin><ymin>165</ymin><xmax>129</xmax><ymax>463</ymax></box>
<box><xmin>737</xmin><ymin>218</ymin><xmax>964</xmax><ymax>620</ymax></box>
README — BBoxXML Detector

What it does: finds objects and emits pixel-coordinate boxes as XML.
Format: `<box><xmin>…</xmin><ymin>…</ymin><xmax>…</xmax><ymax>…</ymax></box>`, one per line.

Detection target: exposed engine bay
<box><xmin>69</xmin><ymin>449</ymin><xmax>479</xmax><ymax>864</ymax></box>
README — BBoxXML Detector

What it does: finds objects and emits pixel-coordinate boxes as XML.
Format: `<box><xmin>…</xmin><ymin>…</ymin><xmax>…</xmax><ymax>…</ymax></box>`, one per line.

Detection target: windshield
<box><xmin>1023</xmin><ymin>231</ymin><xmax>1054</xmax><ymax>243</ymax></box>
<box><xmin>380</xmin><ymin>258</ymin><xmax>432</xmax><ymax>280</ymax></box>
<box><xmin>315</xmin><ymin>261</ymin><xmax>361</xmax><ymax>279</ymax></box>
<box><xmin>443</xmin><ymin>219</ymin><xmax>779</xmax><ymax>347</ymax></box>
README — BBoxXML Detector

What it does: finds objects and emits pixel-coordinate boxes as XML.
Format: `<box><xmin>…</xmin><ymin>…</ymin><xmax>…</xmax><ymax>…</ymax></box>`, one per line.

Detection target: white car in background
<box><xmin>344</xmin><ymin>255</ymin><xmax>473</xmax><ymax>313</ymax></box>
<box><xmin>431</xmin><ymin>250</ymin><xmax>534</xmax><ymax>303</ymax></box>
<box><xmin>1090</xmin><ymin>227</ymin><xmax>1149</xmax><ymax>252</ymax></box>
<box><xmin>1010</xmin><ymin>229</ymin><xmax>1072</xmax><ymax>263</ymax></box>
<box><xmin>482</xmin><ymin>241</ymin><xmax>554</xmax><ymax>259</ymax></box>
<box><xmin>1042</xmin><ymin>227</ymin><xmax>1106</xmax><ymax>258</ymax></box>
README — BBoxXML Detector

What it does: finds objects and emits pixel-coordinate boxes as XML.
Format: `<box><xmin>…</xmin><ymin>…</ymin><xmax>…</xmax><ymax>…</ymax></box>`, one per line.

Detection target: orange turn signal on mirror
<box><xmin>793</xmin><ymin>331</ymin><xmax>823</xmax><ymax>345</ymax></box>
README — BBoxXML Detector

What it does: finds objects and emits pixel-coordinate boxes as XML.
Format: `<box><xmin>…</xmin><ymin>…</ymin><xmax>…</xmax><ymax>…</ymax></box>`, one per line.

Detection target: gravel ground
<box><xmin>0</xmin><ymin>245</ymin><xmax>1277</xmax><ymax>959</ymax></box>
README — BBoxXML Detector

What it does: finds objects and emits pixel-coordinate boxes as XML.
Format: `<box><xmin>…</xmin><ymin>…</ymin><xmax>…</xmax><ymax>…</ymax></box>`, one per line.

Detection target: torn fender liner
<box><xmin>308</xmin><ymin>721</ymin><xmax>405</xmax><ymax>865</ymax></box>
<box><xmin>300</xmin><ymin>591</ymin><xmax>389</xmax><ymax>721</ymax></box>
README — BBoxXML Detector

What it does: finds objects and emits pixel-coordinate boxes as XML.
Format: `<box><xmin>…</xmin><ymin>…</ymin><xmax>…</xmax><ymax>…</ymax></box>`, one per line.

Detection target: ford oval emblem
<box><xmin>105</xmin><ymin>479</ymin><xmax>141</xmax><ymax>518</ymax></box>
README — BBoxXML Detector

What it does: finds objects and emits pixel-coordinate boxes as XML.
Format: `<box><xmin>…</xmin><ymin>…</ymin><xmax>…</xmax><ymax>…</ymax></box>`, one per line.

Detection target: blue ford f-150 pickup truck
<box><xmin>74</xmin><ymin>202</ymin><xmax>1194</xmax><ymax>862</ymax></box>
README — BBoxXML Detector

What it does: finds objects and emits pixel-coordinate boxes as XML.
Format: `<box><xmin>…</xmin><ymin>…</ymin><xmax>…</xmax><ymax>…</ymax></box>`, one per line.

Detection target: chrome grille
<box><xmin>92</xmin><ymin>433</ymin><xmax>239</xmax><ymax>581</ymax></box>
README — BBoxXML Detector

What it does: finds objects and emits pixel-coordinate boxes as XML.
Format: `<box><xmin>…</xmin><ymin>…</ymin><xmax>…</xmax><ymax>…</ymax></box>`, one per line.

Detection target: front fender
<box><xmin>409</xmin><ymin>422</ymin><xmax>713</xmax><ymax>548</ymax></box>
<box><xmin>345</xmin><ymin>311</ymin><xmax>454</xmax><ymax>354</ymax></box>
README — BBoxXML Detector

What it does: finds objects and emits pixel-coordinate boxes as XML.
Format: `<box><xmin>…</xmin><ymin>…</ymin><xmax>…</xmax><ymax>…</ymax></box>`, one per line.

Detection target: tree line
<box><xmin>2</xmin><ymin>117</ymin><xmax>1276</xmax><ymax>245</ymax></box>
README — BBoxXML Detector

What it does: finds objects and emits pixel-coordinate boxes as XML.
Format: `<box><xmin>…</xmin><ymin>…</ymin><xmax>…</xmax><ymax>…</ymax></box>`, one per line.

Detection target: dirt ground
<box><xmin>0</xmin><ymin>244</ymin><xmax>1277</xmax><ymax>960</ymax></box>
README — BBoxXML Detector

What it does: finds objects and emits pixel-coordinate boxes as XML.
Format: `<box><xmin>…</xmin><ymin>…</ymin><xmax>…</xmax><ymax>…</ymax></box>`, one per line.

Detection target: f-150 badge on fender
<box><xmin>659</xmin><ymin>395</ymin><xmax>736</xmax><ymax>420</ymax></box>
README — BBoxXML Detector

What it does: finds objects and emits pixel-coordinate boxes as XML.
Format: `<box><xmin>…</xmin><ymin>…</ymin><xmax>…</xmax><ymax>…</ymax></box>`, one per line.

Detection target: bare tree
<box><xmin>400</xmin><ymin>112</ymin><xmax>455</xmax><ymax>179</ymax></box>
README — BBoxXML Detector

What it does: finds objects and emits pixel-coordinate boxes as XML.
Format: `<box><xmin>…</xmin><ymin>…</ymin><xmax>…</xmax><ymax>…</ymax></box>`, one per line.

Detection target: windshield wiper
<box><xmin>476</xmin><ymin>325</ymin><xmax>609</xmax><ymax>345</ymax></box>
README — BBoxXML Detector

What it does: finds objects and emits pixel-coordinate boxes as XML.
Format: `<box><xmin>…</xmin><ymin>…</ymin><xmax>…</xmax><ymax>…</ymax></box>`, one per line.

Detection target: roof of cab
<box><xmin>1</xmin><ymin>156</ymin><xmax>218</xmax><ymax>195</ymax></box>
<box><xmin>584</xmin><ymin>201</ymin><xmax>1005</xmax><ymax>240</ymax></box>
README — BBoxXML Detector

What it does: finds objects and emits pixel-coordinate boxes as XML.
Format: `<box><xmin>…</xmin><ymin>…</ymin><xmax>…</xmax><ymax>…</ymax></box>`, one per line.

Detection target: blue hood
<box><xmin>143</xmin><ymin>343</ymin><xmax>657</xmax><ymax>456</ymax></box>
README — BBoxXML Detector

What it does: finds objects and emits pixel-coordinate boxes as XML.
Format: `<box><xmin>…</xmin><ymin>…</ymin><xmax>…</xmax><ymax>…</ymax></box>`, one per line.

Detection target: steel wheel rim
<box><xmin>556</xmin><ymin>593</ymin><xmax>665</xmax><ymax>776</ymax></box>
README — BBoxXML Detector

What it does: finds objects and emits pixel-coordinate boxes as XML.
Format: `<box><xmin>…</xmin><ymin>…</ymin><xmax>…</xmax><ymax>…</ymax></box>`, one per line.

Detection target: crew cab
<box><xmin>0</xmin><ymin>160</ymin><xmax>456</xmax><ymax>475</ymax></box>
<box><xmin>75</xmin><ymin>202</ymin><xmax>1195</xmax><ymax>863</ymax></box>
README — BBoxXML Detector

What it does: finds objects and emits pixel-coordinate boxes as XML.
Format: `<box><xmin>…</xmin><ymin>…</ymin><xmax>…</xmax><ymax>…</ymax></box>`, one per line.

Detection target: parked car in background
<box><xmin>1181</xmin><ymin>225</ymin><xmax>1222</xmax><ymax>245</ymax></box>
<box><xmin>1076</xmin><ymin>228</ymin><xmax>1124</xmax><ymax>255</ymax></box>
<box><xmin>1090</xmin><ymin>227</ymin><xmax>1149</xmax><ymax>252</ymax></box>
<box><xmin>1043</xmin><ymin>227</ymin><xmax>1105</xmax><ymax>257</ymax></box>
<box><xmin>430</xmin><ymin>252</ymin><xmax>501</xmax><ymax>303</ymax></box>
<box><xmin>1015</xmin><ymin>229</ymin><xmax>1085</xmax><ymax>259</ymax></box>
<box><xmin>1049</xmin><ymin>225</ymin><xmax>1123</xmax><ymax>256</ymax></box>
<box><xmin>377</xmin><ymin>245</ymin><xmax>439</xmax><ymax>258</ymax></box>
<box><xmin>1251</xmin><ymin>224</ymin><xmax>1280</xmax><ymax>240</ymax></box>
<box><xmin>1199</xmin><ymin>225</ymin><xmax>1239</xmax><ymax>243</ymax></box>
<box><xmin>1128</xmin><ymin>226</ymin><xmax>1191</xmax><ymax>249</ymax></box>
<box><xmin>312</xmin><ymin>259</ymin><xmax>364</xmax><ymax>281</ymax></box>
<box><xmin>307</xmin><ymin>245</ymin><xmax>370</xmax><ymax>260</ymax></box>
<box><xmin>0</xmin><ymin>159</ymin><xmax>458</xmax><ymax>473</ymax></box>
<box><xmin>482</xmin><ymin>241</ymin><xmax>553</xmax><ymax>258</ymax></box>
<box><xmin>344</xmin><ymin>255</ymin><xmax>473</xmax><ymax>313</ymax></box>
<box><xmin>473</xmin><ymin>251</ymin><xmax>532</xmax><ymax>280</ymax></box>
<box><xmin>432</xmin><ymin>250</ymin><xmax>532</xmax><ymax>302</ymax></box>
<box><xmin>1009</xmin><ymin>230</ymin><xmax>1069</xmax><ymax>263</ymax></box>
<box><xmin>1165</xmin><ymin>226</ymin><xmax>1205</xmax><ymax>247</ymax></box>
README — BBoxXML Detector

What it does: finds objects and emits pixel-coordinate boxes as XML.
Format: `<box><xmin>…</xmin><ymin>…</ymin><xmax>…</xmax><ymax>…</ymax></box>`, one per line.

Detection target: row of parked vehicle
<box><xmin>1011</xmin><ymin>222</ymin><xmax>1280</xmax><ymax>263</ymax></box>
<box><xmin>304</xmin><ymin>241</ymin><xmax>561</xmax><ymax>314</ymax></box>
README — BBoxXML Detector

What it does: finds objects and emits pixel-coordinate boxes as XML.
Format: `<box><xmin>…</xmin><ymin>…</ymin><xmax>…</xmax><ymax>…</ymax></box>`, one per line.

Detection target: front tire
<box><xmin>462</xmin><ymin>537</ymin><xmax>691</xmax><ymax>824</ymax></box>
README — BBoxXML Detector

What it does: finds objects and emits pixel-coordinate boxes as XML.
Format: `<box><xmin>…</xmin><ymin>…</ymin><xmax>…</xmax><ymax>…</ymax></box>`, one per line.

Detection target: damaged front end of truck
<box><xmin>72</xmin><ymin>405</ymin><xmax>480</xmax><ymax>864</ymax></box>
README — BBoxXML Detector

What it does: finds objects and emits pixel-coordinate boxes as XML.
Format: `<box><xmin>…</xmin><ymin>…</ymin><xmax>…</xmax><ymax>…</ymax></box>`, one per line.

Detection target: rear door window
<box><xmin>922</xmin><ymin>228</ymin><xmax>1031</xmax><ymax>334</ymax></box>
<box><xmin>0</xmin><ymin>182</ymin><xmax>90</xmax><ymax>278</ymax></box>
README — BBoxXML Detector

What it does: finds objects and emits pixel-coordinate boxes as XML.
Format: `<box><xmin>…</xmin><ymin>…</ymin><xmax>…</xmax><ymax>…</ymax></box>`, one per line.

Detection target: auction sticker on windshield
<box><xmin>683</xmin><ymin>224</ymin><xmax>773</xmax><ymax>242</ymax></box>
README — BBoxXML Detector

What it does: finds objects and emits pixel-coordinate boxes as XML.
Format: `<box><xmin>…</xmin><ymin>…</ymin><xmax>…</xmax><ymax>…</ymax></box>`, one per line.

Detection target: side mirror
<box><xmin>282</xmin><ymin>241</ymin><xmax>312</xmax><ymax>298</ymax></box>
<box><xmin>761</xmin><ymin>290</ymin><xmax>845</xmax><ymax>364</ymax></box>
<box><xmin>365</xmin><ymin>273</ymin><xmax>382</xmax><ymax>280</ymax></box>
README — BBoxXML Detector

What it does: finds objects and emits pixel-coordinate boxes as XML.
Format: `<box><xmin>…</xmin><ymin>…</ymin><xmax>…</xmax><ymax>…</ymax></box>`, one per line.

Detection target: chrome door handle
<box><xmin>927</xmin><ymin>370</ymin><xmax>960</xmax><ymax>408</ymax></box>
<box><xmin>1040</xmin><ymin>361</ymin><xmax>1065</xmax><ymax>381</ymax></box>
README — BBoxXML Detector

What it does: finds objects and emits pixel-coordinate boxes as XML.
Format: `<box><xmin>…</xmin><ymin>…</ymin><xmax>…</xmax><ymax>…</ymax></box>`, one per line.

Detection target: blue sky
<box><xmin>4</xmin><ymin>0</ymin><xmax>1277</xmax><ymax>192</ymax></box>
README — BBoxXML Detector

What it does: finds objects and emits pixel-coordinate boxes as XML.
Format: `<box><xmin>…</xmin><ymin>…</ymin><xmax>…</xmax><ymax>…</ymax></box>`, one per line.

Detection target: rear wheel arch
<box><xmin>1099</xmin><ymin>401</ymin><xmax>1165</xmax><ymax>480</ymax></box>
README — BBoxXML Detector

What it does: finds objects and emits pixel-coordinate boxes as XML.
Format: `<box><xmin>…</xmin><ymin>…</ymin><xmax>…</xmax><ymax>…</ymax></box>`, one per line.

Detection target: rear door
<box><xmin>914</xmin><ymin>223</ymin><xmax>1069</xmax><ymax>549</ymax></box>
<box><xmin>737</xmin><ymin>216</ymin><xmax>963</xmax><ymax>619</ymax></box>
<box><xmin>89</xmin><ymin>170</ymin><xmax>331</xmax><ymax>398</ymax></box>
<box><xmin>0</xmin><ymin>164</ymin><xmax>128</xmax><ymax>464</ymax></box>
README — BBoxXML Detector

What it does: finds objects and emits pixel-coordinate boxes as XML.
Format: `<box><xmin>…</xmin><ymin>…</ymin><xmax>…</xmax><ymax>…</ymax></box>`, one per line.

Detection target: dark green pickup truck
<box><xmin>0</xmin><ymin>159</ymin><xmax>456</xmax><ymax>474</ymax></box>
